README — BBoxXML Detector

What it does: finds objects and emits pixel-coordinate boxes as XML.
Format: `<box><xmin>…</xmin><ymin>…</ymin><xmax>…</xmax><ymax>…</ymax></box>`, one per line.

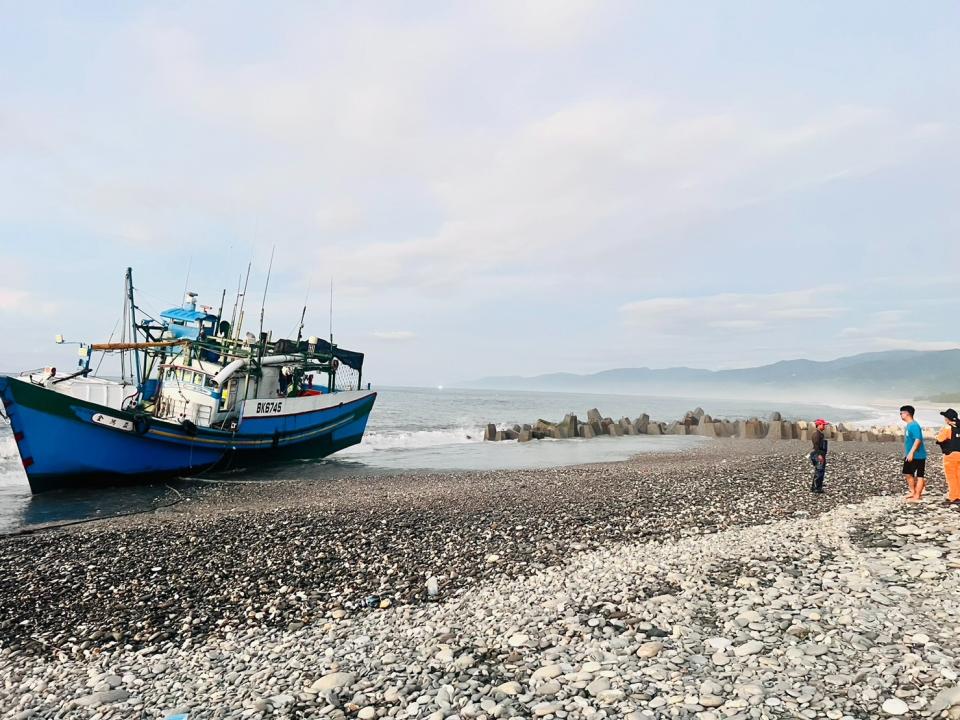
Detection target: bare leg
<box><xmin>914</xmin><ymin>478</ymin><xmax>926</xmax><ymax>500</ymax></box>
<box><xmin>905</xmin><ymin>475</ymin><xmax>916</xmax><ymax>499</ymax></box>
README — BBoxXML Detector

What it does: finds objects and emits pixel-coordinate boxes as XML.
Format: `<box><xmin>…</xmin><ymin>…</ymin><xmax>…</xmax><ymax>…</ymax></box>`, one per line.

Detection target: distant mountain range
<box><xmin>460</xmin><ymin>350</ymin><xmax>960</xmax><ymax>402</ymax></box>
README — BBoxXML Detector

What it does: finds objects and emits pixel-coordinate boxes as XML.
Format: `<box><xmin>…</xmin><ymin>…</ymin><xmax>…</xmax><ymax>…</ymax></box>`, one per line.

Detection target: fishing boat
<box><xmin>0</xmin><ymin>268</ymin><xmax>376</xmax><ymax>493</ymax></box>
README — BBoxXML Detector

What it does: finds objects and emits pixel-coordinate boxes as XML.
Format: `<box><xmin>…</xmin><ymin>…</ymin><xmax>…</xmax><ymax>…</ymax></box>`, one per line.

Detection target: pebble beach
<box><xmin>3</xmin><ymin>439</ymin><xmax>960</xmax><ymax>719</ymax></box>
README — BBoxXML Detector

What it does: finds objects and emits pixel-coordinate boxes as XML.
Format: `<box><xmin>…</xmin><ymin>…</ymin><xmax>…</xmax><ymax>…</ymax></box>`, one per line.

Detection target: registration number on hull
<box><xmin>92</xmin><ymin>413</ymin><xmax>134</xmax><ymax>432</ymax></box>
<box><xmin>253</xmin><ymin>401</ymin><xmax>284</xmax><ymax>415</ymax></box>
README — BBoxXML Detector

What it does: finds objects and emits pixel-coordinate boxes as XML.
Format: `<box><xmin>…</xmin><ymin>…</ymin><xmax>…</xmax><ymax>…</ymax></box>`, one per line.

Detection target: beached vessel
<box><xmin>0</xmin><ymin>268</ymin><xmax>376</xmax><ymax>493</ymax></box>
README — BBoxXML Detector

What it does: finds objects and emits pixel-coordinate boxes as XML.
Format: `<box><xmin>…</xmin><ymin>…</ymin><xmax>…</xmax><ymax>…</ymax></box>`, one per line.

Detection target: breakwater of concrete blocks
<box><xmin>483</xmin><ymin>407</ymin><xmax>905</xmax><ymax>444</ymax></box>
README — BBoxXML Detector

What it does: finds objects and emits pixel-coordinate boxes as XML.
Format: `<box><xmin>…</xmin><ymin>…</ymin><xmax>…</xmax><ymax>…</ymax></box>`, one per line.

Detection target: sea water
<box><xmin>0</xmin><ymin>386</ymin><xmax>880</xmax><ymax>532</ymax></box>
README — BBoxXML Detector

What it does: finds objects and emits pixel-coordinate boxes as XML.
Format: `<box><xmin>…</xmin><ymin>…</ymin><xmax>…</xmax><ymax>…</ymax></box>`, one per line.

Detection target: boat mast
<box><xmin>126</xmin><ymin>267</ymin><xmax>142</xmax><ymax>389</ymax></box>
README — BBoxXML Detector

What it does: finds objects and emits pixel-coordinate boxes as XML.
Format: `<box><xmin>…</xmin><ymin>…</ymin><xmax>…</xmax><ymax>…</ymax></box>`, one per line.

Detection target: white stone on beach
<box><xmin>508</xmin><ymin>633</ymin><xmax>530</xmax><ymax>647</ymax></box>
<box><xmin>881</xmin><ymin>697</ymin><xmax>909</xmax><ymax>715</ymax></box>
<box><xmin>532</xmin><ymin>701</ymin><xmax>560</xmax><ymax>716</ymax></box>
<box><xmin>310</xmin><ymin>672</ymin><xmax>355</xmax><ymax>691</ymax></box>
<box><xmin>7</xmin><ymin>452</ymin><xmax>960</xmax><ymax>720</ymax></box>
<box><xmin>734</xmin><ymin>640</ymin><xmax>763</xmax><ymax>657</ymax></box>
<box><xmin>699</xmin><ymin>694</ymin><xmax>725</xmax><ymax>707</ymax></box>
<box><xmin>531</xmin><ymin>664</ymin><xmax>562</xmax><ymax>681</ymax></box>
<box><xmin>636</xmin><ymin>641</ymin><xmax>663</xmax><ymax>658</ymax></box>
<box><xmin>929</xmin><ymin>685</ymin><xmax>960</xmax><ymax>714</ymax></box>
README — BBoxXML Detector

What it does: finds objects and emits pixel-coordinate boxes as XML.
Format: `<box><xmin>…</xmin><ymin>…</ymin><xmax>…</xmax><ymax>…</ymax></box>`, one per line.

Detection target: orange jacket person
<box><xmin>935</xmin><ymin>408</ymin><xmax>960</xmax><ymax>505</ymax></box>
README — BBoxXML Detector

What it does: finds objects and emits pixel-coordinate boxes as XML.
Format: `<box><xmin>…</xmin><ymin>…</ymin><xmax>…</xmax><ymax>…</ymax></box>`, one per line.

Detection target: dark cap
<box><xmin>941</xmin><ymin>408</ymin><xmax>959</xmax><ymax>422</ymax></box>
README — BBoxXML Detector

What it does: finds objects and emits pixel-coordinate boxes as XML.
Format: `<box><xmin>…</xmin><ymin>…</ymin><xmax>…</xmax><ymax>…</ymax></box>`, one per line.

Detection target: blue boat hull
<box><xmin>0</xmin><ymin>375</ymin><xmax>376</xmax><ymax>493</ymax></box>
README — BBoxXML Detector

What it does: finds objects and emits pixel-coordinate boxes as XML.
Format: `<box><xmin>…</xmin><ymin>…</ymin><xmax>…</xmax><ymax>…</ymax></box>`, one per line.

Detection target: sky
<box><xmin>1</xmin><ymin>1</ymin><xmax>958</xmax><ymax>386</ymax></box>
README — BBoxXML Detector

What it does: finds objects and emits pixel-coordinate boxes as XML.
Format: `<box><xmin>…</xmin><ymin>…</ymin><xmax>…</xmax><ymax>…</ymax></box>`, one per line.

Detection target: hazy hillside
<box><xmin>460</xmin><ymin>350</ymin><xmax>960</xmax><ymax>402</ymax></box>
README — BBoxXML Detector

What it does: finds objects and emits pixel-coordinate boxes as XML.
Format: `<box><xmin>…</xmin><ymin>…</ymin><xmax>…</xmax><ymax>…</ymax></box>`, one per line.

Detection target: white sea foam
<box><xmin>0</xmin><ymin>434</ymin><xmax>17</xmax><ymax>459</ymax></box>
<box><xmin>339</xmin><ymin>427</ymin><xmax>482</xmax><ymax>455</ymax></box>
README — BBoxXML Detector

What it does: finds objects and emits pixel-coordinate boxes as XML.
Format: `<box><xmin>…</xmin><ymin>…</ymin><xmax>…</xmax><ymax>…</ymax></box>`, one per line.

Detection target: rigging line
<box><xmin>131</xmin><ymin>304</ymin><xmax>164</xmax><ymax>326</ymax></box>
<box><xmin>94</xmin><ymin>315</ymin><xmax>123</xmax><ymax>375</ymax></box>
<box><xmin>0</xmin><ymin>486</ymin><xmax>191</xmax><ymax>538</ymax></box>
<box><xmin>129</xmin><ymin>286</ymin><xmax>172</xmax><ymax>322</ymax></box>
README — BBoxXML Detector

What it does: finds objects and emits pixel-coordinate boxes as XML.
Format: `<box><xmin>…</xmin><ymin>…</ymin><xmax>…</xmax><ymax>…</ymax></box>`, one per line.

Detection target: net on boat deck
<box><xmin>333</xmin><ymin>363</ymin><xmax>362</xmax><ymax>392</ymax></box>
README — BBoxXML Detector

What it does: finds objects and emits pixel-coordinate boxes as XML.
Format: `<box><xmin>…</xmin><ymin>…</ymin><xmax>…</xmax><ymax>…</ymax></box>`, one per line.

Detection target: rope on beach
<box><xmin>0</xmin><ymin>484</ymin><xmax>190</xmax><ymax>538</ymax></box>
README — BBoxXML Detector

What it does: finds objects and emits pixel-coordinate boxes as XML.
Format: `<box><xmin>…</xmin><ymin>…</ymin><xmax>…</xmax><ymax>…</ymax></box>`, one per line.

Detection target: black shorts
<box><xmin>902</xmin><ymin>458</ymin><xmax>926</xmax><ymax>478</ymax></box>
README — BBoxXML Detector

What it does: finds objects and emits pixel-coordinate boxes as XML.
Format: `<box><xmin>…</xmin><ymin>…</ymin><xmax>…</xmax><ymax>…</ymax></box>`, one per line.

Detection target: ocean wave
<box><xmin>0</xmin><ymin>435</ymin><xmax>17</xmax><ymax>460</ymax></box>
<box><xmin>339</xmin><ymin>427</ymin><xmax>483</xmax><ymax>454</ymax></box>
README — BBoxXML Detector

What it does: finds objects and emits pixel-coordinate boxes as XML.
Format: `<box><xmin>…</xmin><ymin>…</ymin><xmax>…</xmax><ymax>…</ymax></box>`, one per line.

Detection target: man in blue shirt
<box><xmin>901</xmin><ymin>404</ymin><xmax>927</xmax><ymax>501</ymax></box>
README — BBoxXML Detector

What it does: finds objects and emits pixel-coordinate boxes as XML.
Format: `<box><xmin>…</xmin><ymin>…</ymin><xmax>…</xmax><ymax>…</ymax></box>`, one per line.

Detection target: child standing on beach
<box><xmin>901</xmin><ymin>405</ymin><xmax>927</xmax><ymax>501</ymax></box>
<box><xmin>809</xmin><ymin>419</ymin><xmax>829</xmax><ymax>493</ymax></box>
<box><xmin>935</xmin><ymin>408</ymin><xmax>960</xmax><ymax>505</ymax></box>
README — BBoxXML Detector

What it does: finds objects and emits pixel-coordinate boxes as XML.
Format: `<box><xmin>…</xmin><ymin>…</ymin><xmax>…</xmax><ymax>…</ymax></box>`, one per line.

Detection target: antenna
<box><xmin>257</xmin><ymin>245</ymin><xmax>276</xmax><ymax>339</ymax></box>
<box><xmin>329</xmin><ymin>276</ymin><xmax>334</xmax><ymax>346</ymax></box>
<box><xmin>182</xmin><ymin>256</ymin><xmax>193</xmax><ymax>301</ymax></box>
<box><xmin>296</xmin><ymin>284</ymin><xmax>310</xmax><ymax>344</ymax></box>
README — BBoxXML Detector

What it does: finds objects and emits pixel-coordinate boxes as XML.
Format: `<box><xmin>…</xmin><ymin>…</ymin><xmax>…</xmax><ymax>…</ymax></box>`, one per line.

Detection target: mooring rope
<box><xmin>0</xmin><ymin>484</ymin><xmax>189</xmax><ymax>538</ymax></box>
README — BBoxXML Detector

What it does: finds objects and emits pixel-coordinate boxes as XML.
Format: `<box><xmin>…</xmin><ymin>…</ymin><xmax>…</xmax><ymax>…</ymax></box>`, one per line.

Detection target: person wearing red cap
<box><xmin>935</xmin><ymin>408</ymin><xmax>960</xmax><ymax>505</ymax></box>
<box><xmin>809</xmin><ymin>419</ymin><xmax>829</xmax><ymax>493</ymax></box>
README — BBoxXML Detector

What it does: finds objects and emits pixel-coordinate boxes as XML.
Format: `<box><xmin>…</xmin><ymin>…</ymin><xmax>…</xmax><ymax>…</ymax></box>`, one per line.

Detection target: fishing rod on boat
<box><xmin>215</xmin><ymin>288</ymin><xmax>226</xmax><ymax>335</ymax></box>
<box><xmin>257</xmin><ymin>245</ymin><xmax>275</xmax><ymax>342</ymax></box>
<box><xmin>249</xmin><ymin>247</ymin><xmax>276</xmax><ymax>400</ymax></box>
<box><xmin>234</xmin><ymin>262</ymin><xmax>252</xmax><ymax>341</ymax></box>
<box><xmin>293</xmin><ymin>281</ymin><xmax>311</xmax><ymax>346</ymax></box>
<box><xmin>295</xmin><ymin>304</ymin><xmax>307</xmax><ymax>345</ymax></box>
<box><xmin>228</xmin><ymin>274</ymin><xmax>241</xmax><ymax>340</ymax></box>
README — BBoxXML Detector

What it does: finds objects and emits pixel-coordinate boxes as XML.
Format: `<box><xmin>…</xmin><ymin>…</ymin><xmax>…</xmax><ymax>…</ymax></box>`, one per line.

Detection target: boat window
<box><xmin>219</xmin><ymin>377</ymin><xmax>238</xmax><ymax>410</ymax></box>
<box><xmin>193</xmin><ymin>372</ymin><xmax>204</xmax><ymax>385</ymax></box>
<box><xmin>178</xmin><ymin>369</ymin><xmax>187</xmax><ymax>381</ymax></box>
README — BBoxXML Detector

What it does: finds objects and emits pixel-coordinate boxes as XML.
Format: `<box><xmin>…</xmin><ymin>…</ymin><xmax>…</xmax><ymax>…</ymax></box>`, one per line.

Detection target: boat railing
<box><xmin>17</xmin><ymin>368</ymin><xmax>47</xmax><ymax>379</ymax></box>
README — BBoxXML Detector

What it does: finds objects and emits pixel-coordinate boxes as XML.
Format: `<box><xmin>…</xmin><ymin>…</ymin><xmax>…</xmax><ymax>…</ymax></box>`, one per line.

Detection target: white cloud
<box><xmin>839</xmin><ymin>309</ymin><xmax>923</xmax><ymax>338</ymax></box>
<box><xmin>0</xmin><ymin>289</ymin><xmax>28</xmax><ymax>312</ymax></box>
<box><xmin>863</xmin><ymin>338</ymin><xmax>960</xmax><ymax>352</ymax></box>
<box><xmin>1</xmin><ymin>6</ymin><xmax>939</xmax><ymax>312</ymax></box>
<box><xmin>485</xmin><ymin>0</ymin><xmax>613</xmax><ymax>48</ymax></box>
<box><xmin>283</xmin><ymin>98</ymin><xmax>924</xmax><ymax>298</ymax></box>
<box><xmin>370</xmin><ymin>330</ymin><xmax>416</xmax><ymax>341</ymax></box>
<box><xmin>1</xmin><ymin>4</ymin><xmax>958</xmax><ymax>382</ymax></box>
<box><xmin>619</xmin><ymin>288</ymin><xmax>845</xmax><ymax>336</ymax></box>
